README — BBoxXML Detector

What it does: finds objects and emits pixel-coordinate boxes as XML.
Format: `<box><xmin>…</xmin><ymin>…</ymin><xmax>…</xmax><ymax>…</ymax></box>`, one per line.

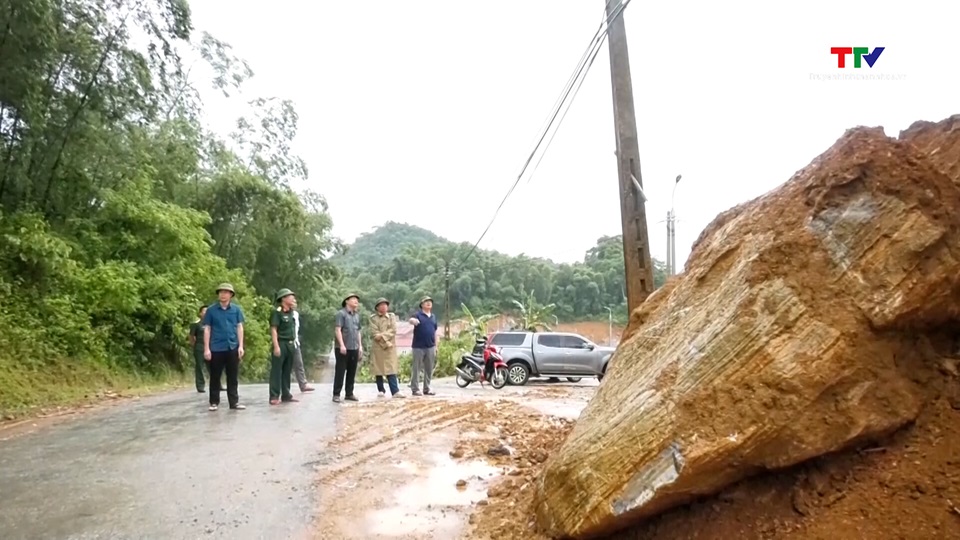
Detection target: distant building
<box><xmin>395</xmin><ymin>321</ymin><xmax>416</xmax><ymax>355</ymax></box>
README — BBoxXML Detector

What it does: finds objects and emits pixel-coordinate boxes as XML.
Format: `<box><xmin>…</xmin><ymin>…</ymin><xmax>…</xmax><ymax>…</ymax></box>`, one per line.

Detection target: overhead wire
<box><xmin>452</xmin><ymin>0</ymin><xmax>634</xmax><ymax>272</ymax></box>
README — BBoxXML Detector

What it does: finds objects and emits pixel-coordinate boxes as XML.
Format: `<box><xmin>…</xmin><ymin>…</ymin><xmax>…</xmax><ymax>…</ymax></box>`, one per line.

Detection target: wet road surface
<box><xmin>0</xmin><ymin>382</ymin><xmax>339</xmax><ymax>540</ymax></box>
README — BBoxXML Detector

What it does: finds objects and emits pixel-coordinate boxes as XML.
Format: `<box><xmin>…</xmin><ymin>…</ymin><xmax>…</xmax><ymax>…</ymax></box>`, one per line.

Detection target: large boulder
<box><xmin>899</xmin><ymin>114</ymin><xmax>960</xmax><ymax>186</ymax></box>
<box><xmin>532</xmin><ymin>124</ymin><xmax>960</xmax><ymax>539</ymax></box>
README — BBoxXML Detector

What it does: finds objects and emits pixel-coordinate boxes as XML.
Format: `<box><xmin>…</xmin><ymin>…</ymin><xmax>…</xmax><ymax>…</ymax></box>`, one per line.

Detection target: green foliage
<box><xmin>456</xmin><ymin>303</ymin><xmax>497</xmax><ymax>338</ymax></box>
<box><xmin>510</xmin><ymin>288</ymin><xmax>556</xmax><ymax>331</ymax></box>
<box><xmin>0</xmin><ymin>0</ymin><xmax>339</xmax><ymax>415</ymax></box>
<box><xmin>336</xmin><ymin>221</ymin><xmax>443</xmax><ymax>270</ymax></box>
<box><xmin>340</xmin><ymin>223</ymin><xmax>667</xmax><ymax>323</ymax></box>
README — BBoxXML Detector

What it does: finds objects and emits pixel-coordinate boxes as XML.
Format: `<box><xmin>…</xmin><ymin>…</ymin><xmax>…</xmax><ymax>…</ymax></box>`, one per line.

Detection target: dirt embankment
<box><xmin>466</xmin><ymin>118</ymin><xmax>960</xmax><ymax>540</ymax></box>
<box><xmin>467</xmin><ymin>338</ymin><xmax>960</xmax><ymax>539</ymax></box>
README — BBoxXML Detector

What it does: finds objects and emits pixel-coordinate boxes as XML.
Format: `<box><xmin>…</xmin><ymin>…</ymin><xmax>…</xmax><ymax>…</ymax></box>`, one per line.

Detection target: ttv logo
<box><xmin>830</xmin><ymin>47</ymin><xmax>884</xmax><ymax>68</ymax></box>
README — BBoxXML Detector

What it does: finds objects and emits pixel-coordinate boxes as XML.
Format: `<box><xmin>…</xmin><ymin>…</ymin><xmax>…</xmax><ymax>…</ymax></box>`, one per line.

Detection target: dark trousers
<box><xmin>333</xmin><ymin>349</ymin><xmax>359</xmax><ymax>397</ymax></box>
<box><xmin>193</xmin><ymin>348</ymin><xmax>206</xmax><ymax>391</ymax></box>
<box><xmin>270</xmin><ymin>341</ymin><xmax>295</xmax><ymax>401</ymax></box>
<box><xmin>376</xmin><ymin>374</ymin><xmax>400</xmax><ymax>395</ymax></box>
<box><xmin>209</xmin><ymin>349</ymin><xmax>240</xmax><ymax>407</ymax></box>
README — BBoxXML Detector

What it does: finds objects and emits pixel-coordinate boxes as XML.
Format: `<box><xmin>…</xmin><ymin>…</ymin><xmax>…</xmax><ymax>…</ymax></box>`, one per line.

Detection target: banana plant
<box><xmin>510</xmin><ymin>289</ymin><xmax>556</xmax><ymax>332</ymax></box>
<box><xmin>456</xmin><ymin>303</ymin><xmax>497</xmax><ymax>338</ymax></box>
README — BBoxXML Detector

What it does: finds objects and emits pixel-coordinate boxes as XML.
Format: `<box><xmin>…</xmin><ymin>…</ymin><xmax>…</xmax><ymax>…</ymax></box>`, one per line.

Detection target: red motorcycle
<box><xmin>455</xmin><ymin>338</ymin><xmax>508</xmax><ymax>389</ymax></box>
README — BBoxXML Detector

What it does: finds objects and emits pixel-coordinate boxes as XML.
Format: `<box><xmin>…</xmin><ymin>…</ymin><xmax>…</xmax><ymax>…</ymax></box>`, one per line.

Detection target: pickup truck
<box><xmin>488</xmin><ymin>331</ymin><xmax>615</xmax><ymax>386</ymax></box>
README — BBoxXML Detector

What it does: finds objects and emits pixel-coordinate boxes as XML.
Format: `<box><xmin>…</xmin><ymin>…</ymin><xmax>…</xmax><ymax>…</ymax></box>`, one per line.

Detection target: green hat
<box><xmin>374</xmin><ymin>297</ymin><xmax>389</xmax><ymax>308</ymax></box>
<box><xmin>216</xmin><ymin>283</ymin><xmax>235</xmax><ymax>295</ymax></box>
<box><xmin>419</xmin><ymin>295</ymin><xmax>433</xmax><ymax>307</ymax></box>
<box><xmin>275</xmin><ymin>288</ymin><xmax>295</xmax><ymax>303</ymax></box>
<box><xmin>341</xmin><ymin>293</ymin><xmax>359</xmax><ymax>307</ymax></box>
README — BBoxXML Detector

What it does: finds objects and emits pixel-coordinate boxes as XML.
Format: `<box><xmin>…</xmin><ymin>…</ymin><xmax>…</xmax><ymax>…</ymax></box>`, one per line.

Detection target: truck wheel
<box><xmin>598</xmin><ymin>364</ymin><xmax>607</xmax><ymax>382</ymax></box>
<box><xmin>507</xmin><ymin>362</ymin><xmax>530</xmax><ymax>386</ymax></box>
<box><xmin>566</xmin><ymin>377</ymin><xmax>582</xmax><ymax>383</ymax></box>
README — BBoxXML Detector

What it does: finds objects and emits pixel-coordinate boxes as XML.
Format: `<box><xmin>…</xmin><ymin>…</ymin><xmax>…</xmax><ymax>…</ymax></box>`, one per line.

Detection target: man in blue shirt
<box><xmin>407</xmin><ymin>295</ymin><xmax>439</xmax><ymax>396</ymax></box>
<box><xmin>203</xmin><ymin>283</ymin><xmax>247</xmax><ymax>411</ymax></box>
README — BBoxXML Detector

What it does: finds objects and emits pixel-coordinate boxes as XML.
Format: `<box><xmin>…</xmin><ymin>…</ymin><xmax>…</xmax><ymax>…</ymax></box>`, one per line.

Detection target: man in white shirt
<box><xmin>291</xmin><ymin>299</ymin><xmax>315</xmax><ymax>392</ymax></box>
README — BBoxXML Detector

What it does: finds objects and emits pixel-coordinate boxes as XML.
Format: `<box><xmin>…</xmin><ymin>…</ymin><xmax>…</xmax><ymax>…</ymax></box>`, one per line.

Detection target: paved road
<box><xmin>0</xmin><ymin>382</ymin><xmax>339</xmax><ymax>540</ymax></box>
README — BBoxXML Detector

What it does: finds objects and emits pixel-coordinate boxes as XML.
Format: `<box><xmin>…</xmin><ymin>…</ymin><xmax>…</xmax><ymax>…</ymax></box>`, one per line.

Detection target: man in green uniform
<box><xmin>270</xmin><ymin>288</ymin><xmax>299</xmax><ymax>405</ymax></box>
<box><xmin>188</xmin><ymin>305</ymin><xmax>208</xmax><ymax>392</ymax></box>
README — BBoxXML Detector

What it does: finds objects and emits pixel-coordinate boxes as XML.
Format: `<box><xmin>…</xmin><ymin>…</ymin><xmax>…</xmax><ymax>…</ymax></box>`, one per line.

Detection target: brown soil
<box><xmin>456</xmin><ymin>407</ymin><xmax>575</xmax><ymax>540</ymax></box>
<box><xmin>465</xmin><ymin>341</ymin><xmax>960</xmax><ymax>540</ymax></box>
<box><xmin>478</xmin><ymin>316</ymin><xmax>625</xmax><ymax>345</ymax></box>
<box><xmin>552</xmin><ymin>321</ymin><xmax>625</xmax><ymax>344</ymax></box>
<box><xmin>311</xmin><ymin>392</ymin><xmax>579</xmax><ymax>540</ymax></box>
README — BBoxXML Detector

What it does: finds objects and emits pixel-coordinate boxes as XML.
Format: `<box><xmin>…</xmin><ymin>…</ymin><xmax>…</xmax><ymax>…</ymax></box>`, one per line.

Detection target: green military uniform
<box><xmin>189</xmin><ymin>320</ymin><xmax>206</xmax><ymax>392</ymax></box>
<box><xmin>270</xmin><ymin>289</ymin><xmax>298</xmax><ymax>402</ymax></box>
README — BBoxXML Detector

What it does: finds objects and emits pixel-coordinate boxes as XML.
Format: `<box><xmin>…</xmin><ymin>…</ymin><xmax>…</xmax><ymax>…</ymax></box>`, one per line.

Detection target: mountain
<box><xmin>333</xmin><ymin>222</ymin><xmax>666</xmax><ymax>323</ymax></box>
<box><xmin>336</xmin><ymin>222</ymin><xmax>449</xmax><ymax>270</ymax></box>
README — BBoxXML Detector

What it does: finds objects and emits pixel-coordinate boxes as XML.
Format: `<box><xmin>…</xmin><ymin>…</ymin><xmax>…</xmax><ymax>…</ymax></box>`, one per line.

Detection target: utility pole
<box><xmin>666</xmin><ymin>209</ymin><xmax>673</xmax><ymax>276</ymax></box>
<box><xmin>606</xmin><ymin>0</ymin><xmax>654</xmax><ymax>313</ymax></box>
<box><xmin>443</xmin><ymin>260</ymin><xmax>452</xmax><ymax>340</ymax></box>
<box><xmin>667</xmin><ymin>174</ymin><xmax>681</xmax><ymax>276</ymax></box>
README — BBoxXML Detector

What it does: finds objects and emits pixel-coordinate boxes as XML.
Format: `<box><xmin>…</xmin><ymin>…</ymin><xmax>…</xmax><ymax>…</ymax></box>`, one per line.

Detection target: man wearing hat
<box><xmin>333</xmin><ymin>293</ymin><xmax>363</xmax><ymax>403</ymax></box>
<box><xmin>269</xmin><ymin>288</ymin><xmax>299</xmax><ymax>405</ymax></box>
<box><xmin>407</xmin><ymin>296</ymin><xmax>439</xmax><ymax>396</ymax></box>
<box><xmin>202</xmin><ymin>283</ymin><xmax>247</xmax><ymax>411</ymax></box>
<box><xmin>370</xmin><ymin>298</ymin><xmax>404</xmax><ymax>398</ymax></box>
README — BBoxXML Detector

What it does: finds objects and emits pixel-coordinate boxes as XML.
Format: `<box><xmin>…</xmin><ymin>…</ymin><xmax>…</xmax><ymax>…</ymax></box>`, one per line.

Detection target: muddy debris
<box><xmin>532</xmin><ymin>116</ymin><xmax>960</xmax><ymax>539</ymax></box>
<box><xmin>457</xmin><ymin>115</ymin><xmax>960</xmax><ymax>540</ymax></box>
<box><xmin>487</xmin><ymin>444</ymin><xmax>513</xmax><ymax>457</ymax></box>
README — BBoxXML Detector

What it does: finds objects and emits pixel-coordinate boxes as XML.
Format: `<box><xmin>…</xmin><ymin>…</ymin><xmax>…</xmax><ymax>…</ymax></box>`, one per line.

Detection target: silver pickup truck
<box><xmin>489</xmin><ymin>331</ymin><xmax>615</xmax><ymax>386</ymax></box>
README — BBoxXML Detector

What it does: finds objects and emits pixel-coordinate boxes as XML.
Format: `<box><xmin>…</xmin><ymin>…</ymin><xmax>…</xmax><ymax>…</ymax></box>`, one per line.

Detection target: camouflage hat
<box><xmin>215</xmin><ymin>283</ymin><xmax>235</xmax><ymax>295</ymax></box>
<box><xmin>275</xmin><ymin>288</ymin><xmax>295</xmax><ymax>303</ymax></box>
<box><xmin>341</xmin><ymin>293</ymin><xmax>360</xmax><ymax>307</ymax></box>
<box><xmin>374</xmin><ymin>297</ymin><xmax>390</xmax><ymax>308</ymax></box>
<box><xmin>419</xmin><ymin>295</ymin><xmax>433</xmax><ymax>307</ymax></box>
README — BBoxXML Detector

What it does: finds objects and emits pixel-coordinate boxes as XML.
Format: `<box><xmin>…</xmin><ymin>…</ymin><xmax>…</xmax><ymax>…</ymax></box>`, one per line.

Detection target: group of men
<box><xmin>188</xmin><ymin>283</ymin><xmax>440</xmax><ymax>411</ymax></box>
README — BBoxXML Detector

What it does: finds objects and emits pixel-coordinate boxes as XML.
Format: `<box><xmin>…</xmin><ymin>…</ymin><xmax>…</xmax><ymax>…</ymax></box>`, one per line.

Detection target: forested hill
<box><xmin>0</xmin><ymin>0</ymin><xmax>341</xmax><ymax>415</ymax></box>
<box><xmin>335</xmin><ymin>222</ymin><xmax>445</xmax><ymax>269</ymax></box>
<box><xmin>336</xmin><ymin>222</ymin><xmax>667</xmax><ymax>322</ymax></box>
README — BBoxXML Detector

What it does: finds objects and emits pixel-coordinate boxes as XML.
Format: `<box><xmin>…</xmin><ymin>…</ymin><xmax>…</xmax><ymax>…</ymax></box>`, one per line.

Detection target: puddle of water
<box><xmin>391</xmin><ymin>460</ymin><xmax>416</xmax><ymax>472</ymax></box>
<box><xmin>367</xmin><ymin>453</ymin><xmax>499</xmax><ymax>537</ymax></box>
<box><xmin>522</xmin><ymin>399</ymin><xmax>586</xmax><ymax>420</ymax></box>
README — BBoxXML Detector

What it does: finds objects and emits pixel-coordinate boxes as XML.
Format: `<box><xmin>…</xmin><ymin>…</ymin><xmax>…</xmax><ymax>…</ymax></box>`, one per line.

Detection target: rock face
<box><xmin>900</xmin><ymin>114</ymin><xmax>960</xmax><ymax>187</ymax></box>
<box><xmin>532</xmin><ymin>121</ymin><xmax>960</xmax><ymax>539</ymax></box>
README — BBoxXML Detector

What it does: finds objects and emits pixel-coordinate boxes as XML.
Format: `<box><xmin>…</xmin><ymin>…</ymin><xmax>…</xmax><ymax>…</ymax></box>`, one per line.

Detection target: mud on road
<box><xmin>311</xmin><ymin>379</ymin><xmax>595</xmax><ymax>540</ymax></box>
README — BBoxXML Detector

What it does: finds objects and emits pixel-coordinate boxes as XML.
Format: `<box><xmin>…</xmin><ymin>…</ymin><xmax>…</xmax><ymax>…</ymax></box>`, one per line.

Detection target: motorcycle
<box><xmin>455</xmin><ymin>338</ymin><xmax>508</xmax><ymax>389</ymax></box>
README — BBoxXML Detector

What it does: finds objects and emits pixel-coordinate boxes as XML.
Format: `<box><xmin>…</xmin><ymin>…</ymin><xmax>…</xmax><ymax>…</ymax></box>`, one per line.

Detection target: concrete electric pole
<box><xmin>667</xmin><ymin>174</ymin><xmax>681</xmax><ymax>276</ymax></box>
<box><xmin>605</xmin><ymin>0</ymin><xmax>654</xmax><ymax>313</ymax></box>
<box><xmin>443</xmin><ymin>260</ymin><xmax>452</xmax><ymax>340</ymax></box>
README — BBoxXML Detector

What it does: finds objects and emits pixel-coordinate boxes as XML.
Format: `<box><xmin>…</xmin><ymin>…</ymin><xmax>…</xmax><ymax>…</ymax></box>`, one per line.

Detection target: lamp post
<box><xmin>667</xmin><ymin>174</ymin><xmax>681</xmax><ymax>276</ymax></box>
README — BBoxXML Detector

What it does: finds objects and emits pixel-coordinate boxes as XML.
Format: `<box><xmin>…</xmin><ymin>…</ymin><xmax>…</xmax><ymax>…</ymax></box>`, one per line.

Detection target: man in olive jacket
<box><xmin>370</xmin><ymin>297</ymin><xmax>404</xmax><ymax>398</ymax></box>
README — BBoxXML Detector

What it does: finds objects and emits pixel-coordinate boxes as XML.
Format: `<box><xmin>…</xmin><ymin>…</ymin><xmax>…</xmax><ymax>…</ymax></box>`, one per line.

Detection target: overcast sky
<box><xmin>187</xmin><ymin>0</ymin><xmax>958</xmax><ymax>268</ymax></box>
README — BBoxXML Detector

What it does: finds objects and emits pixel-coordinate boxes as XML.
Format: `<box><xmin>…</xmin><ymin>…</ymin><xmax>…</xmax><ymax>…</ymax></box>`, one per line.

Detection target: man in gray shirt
<box><xmin>333</xmin><ymin>293</ymin><xmax>363</xmax><ymax>403</ymax></box>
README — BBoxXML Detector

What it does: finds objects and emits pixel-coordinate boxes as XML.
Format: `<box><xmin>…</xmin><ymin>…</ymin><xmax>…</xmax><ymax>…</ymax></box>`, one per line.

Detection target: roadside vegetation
<box><xmin>0</xmin><ymin>0</ymin><xmax>339</xmax><ymax>417</ymax></box>
<box><xmin>0</xmin><ymin>1</ymin><xmax>664</xmax><ymax>418</ymax></box>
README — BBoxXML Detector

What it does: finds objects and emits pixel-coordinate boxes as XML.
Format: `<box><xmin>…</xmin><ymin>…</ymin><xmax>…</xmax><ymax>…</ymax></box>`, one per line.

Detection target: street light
<box><xmin>667</xmin><ymin>174</ymin><xmax>682</xmax><ymax>276</ymax></box>
<box><xmin>604</xmin><ymin>306</ymin><xmax>613</xmax><ymax>346</ymax></box>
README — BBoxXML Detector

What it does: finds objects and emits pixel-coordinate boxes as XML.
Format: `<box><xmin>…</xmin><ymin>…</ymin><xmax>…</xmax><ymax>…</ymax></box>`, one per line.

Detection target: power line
<box><xmin>454</xmin><ymin>0</ymin><xmax>633</xmax><ymax>271</ymax></box>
